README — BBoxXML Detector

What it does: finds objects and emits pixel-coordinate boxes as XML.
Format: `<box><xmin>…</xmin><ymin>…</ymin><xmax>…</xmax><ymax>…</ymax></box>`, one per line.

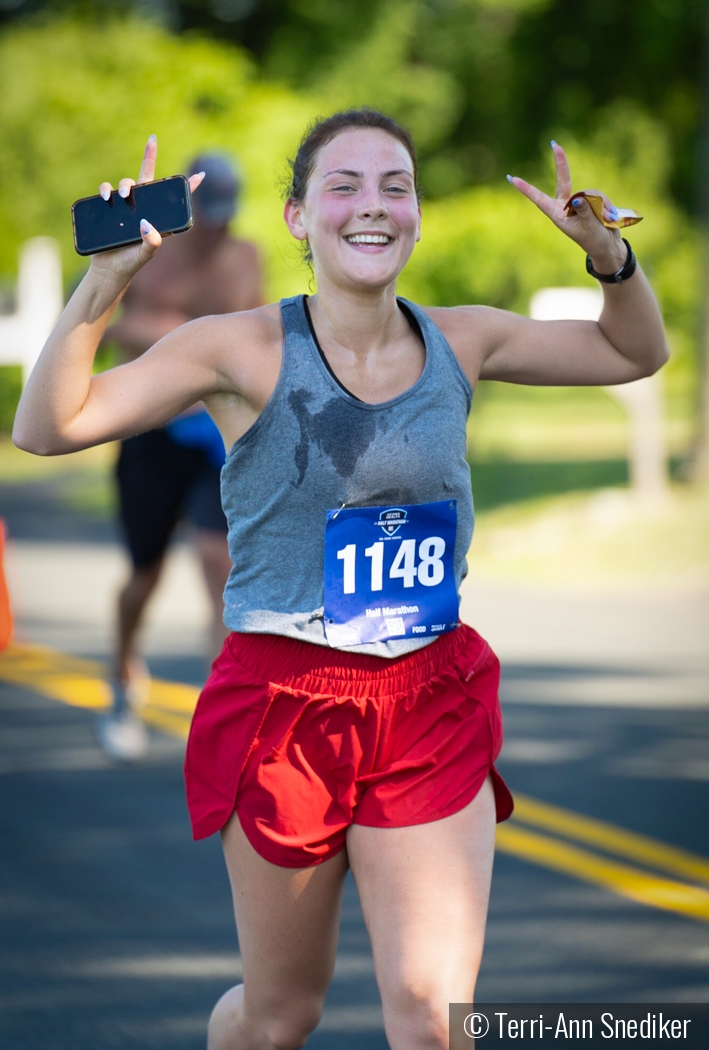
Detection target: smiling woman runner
<box><xmin>13</xmin><ymin>109</ymin><xmax>668</xmax><ymax>1050</ymax></box>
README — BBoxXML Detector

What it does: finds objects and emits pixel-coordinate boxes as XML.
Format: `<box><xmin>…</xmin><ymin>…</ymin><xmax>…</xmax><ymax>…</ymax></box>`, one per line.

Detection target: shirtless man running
<box><xmin>100</xmin><ymin>152</ymin><xmax>263</xmax><ymax>761</ymax></box>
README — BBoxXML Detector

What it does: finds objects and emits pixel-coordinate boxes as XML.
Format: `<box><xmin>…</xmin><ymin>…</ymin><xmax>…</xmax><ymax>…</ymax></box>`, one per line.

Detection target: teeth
<box><xmin>346</xmin><ymin>234</ymin><xmax>390</xmax><ymax>244</ymax></box>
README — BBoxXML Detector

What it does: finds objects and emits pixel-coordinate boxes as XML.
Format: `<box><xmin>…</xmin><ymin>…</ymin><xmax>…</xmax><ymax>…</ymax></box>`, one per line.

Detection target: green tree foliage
<box><xmin>0</xmin><ymin>11</ymin><xmax>700</xmax><ymax>442</ymax></box>
<box><xmin>201</xmin><ymin>0</ymin><xmax>706</xmax><ymax>210</ymax></box>
<box><xmin>3</xmin><ymin>0</ymin><xmax>699</xmax><ymax>208</ymax></box>
<box><xmin>0</xmin><ymin>17</ymin><xmax>312</xmax><ymax>295</ymax></box>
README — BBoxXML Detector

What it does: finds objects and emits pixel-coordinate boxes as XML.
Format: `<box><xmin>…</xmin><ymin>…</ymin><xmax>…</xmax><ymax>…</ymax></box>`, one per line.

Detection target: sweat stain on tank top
<box><xmin>288</xmin><ymin>388</ymin><xmax>383</xmax><ymax>483</ymax></box>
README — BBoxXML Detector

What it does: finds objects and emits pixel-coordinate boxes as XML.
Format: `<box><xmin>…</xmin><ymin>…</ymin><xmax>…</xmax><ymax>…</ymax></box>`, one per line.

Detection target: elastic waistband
<box><xmin>226</xmin><ymin>626</ymin><xmax>489</xmax><ymax>693</ymax></box>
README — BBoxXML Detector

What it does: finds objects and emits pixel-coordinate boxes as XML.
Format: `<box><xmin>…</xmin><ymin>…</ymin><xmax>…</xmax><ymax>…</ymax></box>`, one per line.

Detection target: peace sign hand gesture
<box><xmin>507</xmin><ymin>142</ymin><xmax>628</xmax><ymax>274</ymax></box>
<box><xmin>90</xmin><ymin>135</ymin><xmax>205</xmax><ymax>282</ymax></box>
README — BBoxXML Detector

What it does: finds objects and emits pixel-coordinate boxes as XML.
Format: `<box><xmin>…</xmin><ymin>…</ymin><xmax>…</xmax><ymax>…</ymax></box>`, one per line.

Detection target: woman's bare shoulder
<box><xmin>167</xmin><ymin>302</ymin><xmax>284</xmax><ymax>368</ymax></box>
<box><xmin>418</xmin><ymin>304</ymin><xmax>499</xmax><ymax>336</ymax></box>
<box><xmin>415</xmin><ymin>304</ymin><xmax>506</xmax><ymax>383</ymax></box>
<box><xmin>186</xmin><ymin>302</ymin><xmax>283</xmax><ymax>345</ymax></box>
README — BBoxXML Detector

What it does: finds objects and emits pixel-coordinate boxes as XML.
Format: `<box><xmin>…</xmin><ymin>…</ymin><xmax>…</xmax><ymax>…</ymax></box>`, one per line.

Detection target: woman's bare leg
<box><xmin>209</xmin><ymin>813</ymin><xmax>349</xmax><ymax>1050</ymax></box>
<box><xmin>347</xmin><ymin>777</ymin><xmax>497</xmax><ymax>1050</ymax></box>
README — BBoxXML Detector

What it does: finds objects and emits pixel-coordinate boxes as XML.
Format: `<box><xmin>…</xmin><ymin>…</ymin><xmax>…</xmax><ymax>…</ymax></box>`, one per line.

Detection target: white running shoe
<box><xmin>96</xmin><ymin>682</ymin><xmax>149</xmax><ymax>763</ymax></box>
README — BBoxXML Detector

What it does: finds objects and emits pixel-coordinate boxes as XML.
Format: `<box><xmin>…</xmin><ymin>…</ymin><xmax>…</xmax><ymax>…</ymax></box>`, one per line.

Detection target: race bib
<box><xmin>323</xmin><ymin>500</ymin><xmax>459</xmax><ymax>647</ymax></box>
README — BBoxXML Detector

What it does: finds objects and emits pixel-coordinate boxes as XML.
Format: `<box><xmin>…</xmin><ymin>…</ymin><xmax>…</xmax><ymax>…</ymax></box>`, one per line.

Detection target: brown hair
<box><xmin>286</xmin><ymin>108</ymin><xmax>419</xmax><ymax>205</ymax></box>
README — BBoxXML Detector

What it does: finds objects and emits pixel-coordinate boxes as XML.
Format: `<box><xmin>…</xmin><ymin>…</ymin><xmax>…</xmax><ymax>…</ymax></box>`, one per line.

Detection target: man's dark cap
<box><xmin>188</xmin><ymin>154</ymin><xmax>240</xmax><ymax>226</ymax></box>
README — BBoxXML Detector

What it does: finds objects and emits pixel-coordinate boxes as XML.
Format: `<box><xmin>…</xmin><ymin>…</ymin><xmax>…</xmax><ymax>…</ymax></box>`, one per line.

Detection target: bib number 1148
<box><xmin>323</xmin><ymin>500</ymin><xmax>459</xmax><ymax>647</ymax></box>
<box><xmin>337</xmin><ymin>536</ymin><xmax>446</xmax><ymax>594</ymax></box>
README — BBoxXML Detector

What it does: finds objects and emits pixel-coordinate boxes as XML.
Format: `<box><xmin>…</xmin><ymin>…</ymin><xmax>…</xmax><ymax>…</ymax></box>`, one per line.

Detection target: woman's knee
<box><xmin>261</xmin><ymin>1002</ymin><xmax>323</xmax><ymax>1050</ymax></box>
<box><xmin>383</xmin><ymin>981</ymin><xmax>463</xmax><ymax>1050</ymax></box>
<box><xmin>208</xmin><ymin>984</ymin><xmax>323</xmax><ymax>1050</ymax></box>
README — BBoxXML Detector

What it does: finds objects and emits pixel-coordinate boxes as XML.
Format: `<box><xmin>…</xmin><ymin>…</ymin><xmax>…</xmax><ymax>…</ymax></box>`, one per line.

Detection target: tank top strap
<box><xmin>396</xmin><ymin>297</ymin><xmax>473</xmax><ymax>412</ymax></box>
<box><xmin>279</xmin><ymin>294</ymin><xmax>313</xmax><ymax>366</ymax></box>
<box><xmin>279</xmin><ymin>294</ymin><xmax>310</xmax><ymax>338</ymax></box>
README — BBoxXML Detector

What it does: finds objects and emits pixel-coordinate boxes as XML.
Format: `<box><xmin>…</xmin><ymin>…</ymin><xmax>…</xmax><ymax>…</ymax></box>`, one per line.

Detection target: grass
<box><xmin>470</xmin><ymin>484</ymin><xmax>709</xmax><ymax>590</ymax></box>
<box><xmin>0</xmin><ymin>436</ymin><xmax>117</xmax><ymax>515</ymax></box>
<box><xmin>469</xmin><ymin>457</ymin><xmax>629</xmax><ymax>511</ymax></box>
<box><xmin>467</xmin><ymin>381</ymin><xmax>693</xmax><ymax>462</ymax></box>
<box><xmin>0</xmin><ymin>367</ymin><xmax>21</xmax><ymax>432</ymax></box>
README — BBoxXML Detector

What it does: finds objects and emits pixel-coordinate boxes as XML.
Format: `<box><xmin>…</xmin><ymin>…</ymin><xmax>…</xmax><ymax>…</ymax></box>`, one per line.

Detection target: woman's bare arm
<box><xmin>12</xmin><ymin>138</ymin><xmax>222</xmax><ymax>455</ymax></box>
<box><xmin>434</xmin><ymin>143</ymin><xmax>669</xmax><ymax>387</ymax></box>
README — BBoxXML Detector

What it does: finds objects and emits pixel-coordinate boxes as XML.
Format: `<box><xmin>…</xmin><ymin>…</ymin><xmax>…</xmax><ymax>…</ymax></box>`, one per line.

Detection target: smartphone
<box><xmin>72</xmin><ymin>175</ymin><xmax>193</xmax><ymax>256</ymax></box>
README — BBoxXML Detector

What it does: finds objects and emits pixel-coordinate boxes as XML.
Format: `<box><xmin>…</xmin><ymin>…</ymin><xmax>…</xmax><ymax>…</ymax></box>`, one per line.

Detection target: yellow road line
<box><xmin>0</xmin><ymin>643</ymin><xmax>198</xmax><ymax>731</ymax></box>
<box><xmin>147</xmin><ymin>677</ymin><xmax>200</xmax><ymax>715</ymax></box>
<box><xmin>142</xmin><ymin>705</ymin><xmax>192</xmax><ymax>740</ymax></box>
<box><xmin>0</xmin><ymin>643</ymin><xmax>110</xmax><ymax>708</ymax></box>
<box><xmin>512</xmin><ymin>793</ymin><xmax>709</xmax><ymax>888</ymax></box>
<box><xmin>496</xmin><ymin>824</ymin><xmax>709</xmax><ymax>924</ymax></box>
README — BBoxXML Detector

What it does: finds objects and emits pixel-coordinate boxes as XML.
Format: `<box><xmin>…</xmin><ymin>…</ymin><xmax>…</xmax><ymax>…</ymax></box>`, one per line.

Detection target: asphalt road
<box><xmin>1</xmin><ymin>478</ymin><xmax>708</xmax><ymax>1048</ymax></box>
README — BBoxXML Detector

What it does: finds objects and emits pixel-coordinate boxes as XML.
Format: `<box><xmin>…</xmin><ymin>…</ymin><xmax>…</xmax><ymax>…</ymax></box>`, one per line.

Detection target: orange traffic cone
<box><xmin>0</xmin><ymin>519</ymin><xmax>13</xmax><ymax>651</ymax></box>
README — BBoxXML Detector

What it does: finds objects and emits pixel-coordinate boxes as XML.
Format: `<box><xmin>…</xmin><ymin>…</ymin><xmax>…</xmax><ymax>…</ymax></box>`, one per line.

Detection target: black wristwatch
<box><xmin>586</xmin><ymin>238</ymin><xmax>637</xmax><ymax>284</ymax></box>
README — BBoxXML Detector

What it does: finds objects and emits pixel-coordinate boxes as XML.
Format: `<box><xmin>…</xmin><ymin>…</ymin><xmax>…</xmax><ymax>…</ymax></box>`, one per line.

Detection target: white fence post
<box><xmin>0</xmin><ymin>238</ymin><xmax>63</xmax><ymax>386</ymax></box>
<box><xmin>529</xmin><ymin>286</ymin><xmax>669</xmax><ymax>504</ymax></box>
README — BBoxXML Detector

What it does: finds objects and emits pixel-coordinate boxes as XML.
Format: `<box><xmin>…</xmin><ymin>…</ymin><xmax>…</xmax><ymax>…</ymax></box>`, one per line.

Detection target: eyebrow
<box><xmin>322</xmin><ymin>168</ymin><xmax>414</xmax><ymax>180</ymax></box>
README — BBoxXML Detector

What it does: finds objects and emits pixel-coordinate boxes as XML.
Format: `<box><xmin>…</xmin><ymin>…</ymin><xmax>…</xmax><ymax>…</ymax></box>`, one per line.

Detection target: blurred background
<box><xmin>0</xmin><ymin>0</ymin><xmax>707</xmax><ymax>541</ymax></box>
<box><xmin>0</xmin><ymin>2</ymin><xmax>708</xmax><ymax>1048</ymax></box>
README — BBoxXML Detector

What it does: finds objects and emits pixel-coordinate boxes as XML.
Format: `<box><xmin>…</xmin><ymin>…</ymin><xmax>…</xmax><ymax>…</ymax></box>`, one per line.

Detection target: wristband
<box><xmin>586</xmin><ymin>238</ymin><xmax>637</xmax><ymax>284</ymax></box>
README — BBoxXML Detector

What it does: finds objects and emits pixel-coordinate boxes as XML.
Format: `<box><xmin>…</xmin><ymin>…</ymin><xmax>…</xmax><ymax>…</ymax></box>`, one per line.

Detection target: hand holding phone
<box><xmin>73</xmin><ymin>175</ymin><xmax>193</xmax><ymax>256</ymax></box>
<box><xmin>76</xmin><ymin>136</ymin><xmax>205</xmax><ymax>280</ymax></box>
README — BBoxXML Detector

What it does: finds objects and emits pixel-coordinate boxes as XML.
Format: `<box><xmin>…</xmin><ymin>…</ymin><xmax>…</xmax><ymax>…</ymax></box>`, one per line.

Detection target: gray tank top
<box><xmin>221</xmin><ymin>294</ymin><xmax>474</xmax><ymax>658</ymax></box>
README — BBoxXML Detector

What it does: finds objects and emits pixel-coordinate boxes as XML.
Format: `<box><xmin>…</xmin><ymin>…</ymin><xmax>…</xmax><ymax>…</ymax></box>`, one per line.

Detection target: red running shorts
<box><xmin>185</xmin><ymin>624</ymin><xmax>513</xmax><ymax>868</ymax></box>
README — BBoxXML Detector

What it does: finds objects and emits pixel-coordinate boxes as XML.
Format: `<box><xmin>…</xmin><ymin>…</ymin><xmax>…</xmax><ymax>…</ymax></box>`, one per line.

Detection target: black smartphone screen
<box><xmin>72</xmin><ymin>175</ymin><xmax>193</xmax><ymax>255</ymax></box>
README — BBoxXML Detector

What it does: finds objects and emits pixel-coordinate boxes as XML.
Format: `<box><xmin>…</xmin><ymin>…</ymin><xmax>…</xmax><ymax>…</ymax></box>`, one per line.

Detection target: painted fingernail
<box><xmin>609</xmin><ymin>205</ymin><xmax>619</xmax><ymax>219</ymax></box>
<box><xmin>572</xmin><ymin>198</ymin><xmax>583</xmax><ymax>207</ymax></box>
<box><xmin>100</xmin><ymin>188</ymin><xmax>110</xmax><ymax>201</ymax></box>
<box><xmin>197</xmin><ymin>171</ymin><xmax>206</xmax><ymax>179</ymax></box>
<box><xmin>550</xmin><ymin>139</ymin><xmax>558</xmax><ymax>148</ymax></box>
<box><xmin>148</xmin><ymin>134</ymin><xmax>157</xmax><ymax>143</ymax></box>
<box><xmin>506</xmin><ymin>174</ymin><xmax>514</xmax><ymax>183</ymax></box>
<box><xmin>140</xmin><ymin>219</ymin><xmax>152</xmax><ymax>235</ymax></box>
<box><xmin>119</xmin><ymin>186</ymin><xmax>130</xmax><ymax>198</ymax></box>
